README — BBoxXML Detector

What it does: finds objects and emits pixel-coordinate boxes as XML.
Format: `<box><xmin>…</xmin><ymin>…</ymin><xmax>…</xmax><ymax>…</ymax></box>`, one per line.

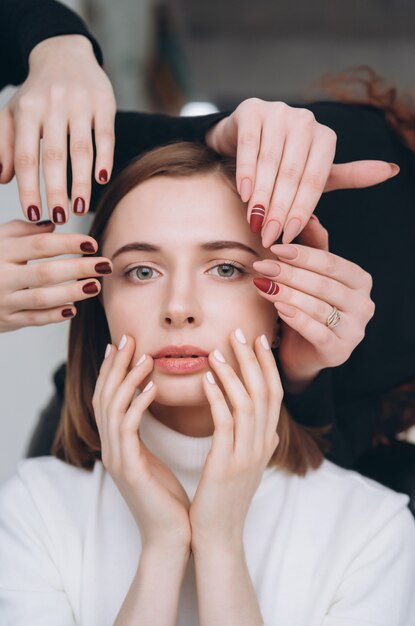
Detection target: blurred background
<box><xmin>1</xmin><ymin>0</ymin><xmax>415</xmax><ymax>480</ymax></box>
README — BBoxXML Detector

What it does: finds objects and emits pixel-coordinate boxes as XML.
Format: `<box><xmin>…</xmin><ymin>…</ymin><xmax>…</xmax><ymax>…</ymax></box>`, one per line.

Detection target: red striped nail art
<box><xmin>253</xmin><ymin>277</ymin><xmax>279</xmax><ymax>296</ymax></box>
<box><xmin>250</xmin><ymin>205</ymin><xmax>265</xmax><ymax>233</ymax></box>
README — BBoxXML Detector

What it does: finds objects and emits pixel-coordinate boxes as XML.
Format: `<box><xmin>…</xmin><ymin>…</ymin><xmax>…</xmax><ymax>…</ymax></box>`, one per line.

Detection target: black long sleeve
<box><xmin>0</xmin><ymin>0</ymin><xmax>103</xmax><ymax>88</ymax></box>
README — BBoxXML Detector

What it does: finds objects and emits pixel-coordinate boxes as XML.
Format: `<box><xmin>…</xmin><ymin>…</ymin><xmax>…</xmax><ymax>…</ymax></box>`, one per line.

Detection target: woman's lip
<box><xmin>154</xmin><ymin>356</ymin><xmax>209</xmax><ymax>374</ymax></box>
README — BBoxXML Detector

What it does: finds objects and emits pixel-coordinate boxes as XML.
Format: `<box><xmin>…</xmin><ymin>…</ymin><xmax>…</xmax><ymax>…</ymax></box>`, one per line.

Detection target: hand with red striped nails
<box><xmin>205</xmin><ymin>98</ymin><xmax>399</xmax><ymax>247</ymax></box>
<box><xmin>251</xmin><ymin>217</ymin><xmax>375</xmax><ymax>391</ymax></box>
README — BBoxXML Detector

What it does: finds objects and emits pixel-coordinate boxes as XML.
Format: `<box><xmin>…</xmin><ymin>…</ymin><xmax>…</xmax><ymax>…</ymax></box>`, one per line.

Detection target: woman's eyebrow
<box><xmin>111</xmin><ymin>240</ymin><xmax>260</xmax><ymax>261</ymax></box>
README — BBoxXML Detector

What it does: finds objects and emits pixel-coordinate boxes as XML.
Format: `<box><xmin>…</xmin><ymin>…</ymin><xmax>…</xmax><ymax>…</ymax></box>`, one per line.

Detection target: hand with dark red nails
<box><xmin>0</xmin><ymin>34</ymin><xmax>116</xmax><ymax>222</ymax></box>
<box><xmin>205</xmin><ymin>98</ymin><xmax>400</xmax><ymax>248</ymax></box>
<box><xmin>0</xmin><ymin>219</ymin><xmax>112</xmax><ymax>332</ymax></box>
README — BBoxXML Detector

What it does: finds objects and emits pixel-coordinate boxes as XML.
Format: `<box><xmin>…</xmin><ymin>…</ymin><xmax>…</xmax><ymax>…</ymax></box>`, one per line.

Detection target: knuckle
<box><xmin>279</xmin><ymin>165</ymin><xmax>301</xmax><ymax>183</ymax></box>
<box><xmin>16</xmin><ymin>95</ymin><xmax>40</xmax><ymax>114</ymax></box>
<box><xmin>43</xmin><ymin>146</ymin><xmax>65</xmax><ymax>163</ymax></box>
<box><xmin>314</xmin><ymin>275</ymin><xmax>331</xmax><ymax>299</ymax></box>
<box><xmin>361</xmin><ymin>298</ymin><xmax>376</xmax><ymax>320</ymax></box>
<box><xmin>321</xmin><ymin>252</ymin><xmax>338</xmax><ymax>275</ymax></box>
<box><xmin>239</xmin><ymin>131</ymin><xmax>259</xmax><ymax>147</ymax></box>
<box><xmin>30</xmin><ymin>289</ymin><xmax>48</xmax><ymax>308</ymax></box>
<box><xmin>296</xmin><ymin>108</ymin><xmax>315</xmax><ymax>125</ymax></box>
<box><xmin>48</xmin><ymin>84</ymin><xmax>66</xmax><ymax>104</ymax></box>
<box><xmin>31</xmin><ymin>233</ymin><xmax>49</xmax><ymax>254</ymax></box>
<box><xmin>322</xmin><ymin>125</ymin><xmax>337</xmax><ymax>145</ymax></box>
<box><xmin>260</xmin><ymin>149</ymin><xmax>279</xmax><ymax>165</ymax></box>
<box><xmin>96</xmin><ymin>127</ymin><xmax>115</xmax><ymax>143</ymax></box>
<box><xmin>361</xmin><ymin>270</ymin><xmax>373</xmax><ymax>291</ymax></box>
<box><xmin>33</xmin><ymin>262</ymin><xmax>53</xmax><ymax>284</ymax></box>
<box><xmin>303</xmin><ymin>171</ymin><xmax>325</xmax><ymax>191</ymax></box>
<box><xmin>15</xmin><ymin>152</ymin><xmax>36</xmax><ymax>168</ymax></box>
<box><xmin>71</xmin><ymin>139</ymin><xmax>92</xmax><ymax>156</ymax></box>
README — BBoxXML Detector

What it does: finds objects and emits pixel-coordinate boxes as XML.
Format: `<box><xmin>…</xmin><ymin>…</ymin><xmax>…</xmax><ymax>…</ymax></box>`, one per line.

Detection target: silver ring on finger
<box><xmin>326</xmin><ymin>306</ymin><xmax>341</xmax><ymax>329</ymax></box>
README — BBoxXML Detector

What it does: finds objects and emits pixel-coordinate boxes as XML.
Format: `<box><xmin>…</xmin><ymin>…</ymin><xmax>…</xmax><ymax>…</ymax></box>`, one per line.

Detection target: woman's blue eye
<box><xmin>126</xmin><ymin>266</ymin><xmax>159</xmax><ymax>281</ymax></box>
<box><xmin>208</xmin><ymin>263</ymin><xmax>245</xmax><ymax>279</ymax></box>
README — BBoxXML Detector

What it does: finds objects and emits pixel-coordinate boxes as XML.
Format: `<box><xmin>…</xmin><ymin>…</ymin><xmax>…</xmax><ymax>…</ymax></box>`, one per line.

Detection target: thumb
<box><xmin>296</xmin><ymin>215</ymin><xmax>329</xmax><ymax>251</ymax></box>
<box><xmin>0</xmin><ymin>218</ymin><xmax>55</xmax><ymax>238</ymax></box>
<box><xmin>324</xmin><ymin>160</ymin><xmax>399</xmax><ymax>192</ymax></box>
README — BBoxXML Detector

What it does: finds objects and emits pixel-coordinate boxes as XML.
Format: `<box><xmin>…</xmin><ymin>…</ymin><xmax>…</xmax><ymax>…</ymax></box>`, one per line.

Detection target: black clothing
<box><xmin>2</xmin><ymin>1</ymin><xmax>415</xmax><ymax>500</ymax></box>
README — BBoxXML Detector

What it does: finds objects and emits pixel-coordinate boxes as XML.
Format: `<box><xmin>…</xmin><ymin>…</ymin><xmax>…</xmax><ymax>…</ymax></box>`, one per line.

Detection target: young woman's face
<box><xmin>101</xmin><ymin>172</ymin><xmax>278</xmax><ymax>407</ymax></box>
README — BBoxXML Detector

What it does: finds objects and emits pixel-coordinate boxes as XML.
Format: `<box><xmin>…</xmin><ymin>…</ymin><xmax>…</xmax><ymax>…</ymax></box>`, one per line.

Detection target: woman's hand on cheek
<box><xmin>205</xmin><ymin>98</ymin><xmax>399</xmax><ymax>246</ymax></box>
<box><xmin>189</xmin><ymin>330</ymin><xmax>282</xmax><ymax>550</ymax></box>
<box><xmin>252</xmin><ymin>217</ymin><xmax>375</xmax><ymax>391</ymax></box>
<box><xmin>93</xmin><ymin>335</ymin><xmax>192</xmax><ymax>551</ymax></box>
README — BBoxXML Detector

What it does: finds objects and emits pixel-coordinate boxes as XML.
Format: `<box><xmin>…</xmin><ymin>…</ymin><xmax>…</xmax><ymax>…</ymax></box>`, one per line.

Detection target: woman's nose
<box><xmin>161</xmin><ymin>277</ymin><xmax>201</xmax><ymax>327</ymax></box>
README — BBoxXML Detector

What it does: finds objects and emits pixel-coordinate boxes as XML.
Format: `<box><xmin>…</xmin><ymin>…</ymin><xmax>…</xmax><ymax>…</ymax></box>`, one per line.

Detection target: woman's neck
<box><xmin>150</xmin><ymin>402</ymin><xmax>214</xmax><ymax>437</ymax></box>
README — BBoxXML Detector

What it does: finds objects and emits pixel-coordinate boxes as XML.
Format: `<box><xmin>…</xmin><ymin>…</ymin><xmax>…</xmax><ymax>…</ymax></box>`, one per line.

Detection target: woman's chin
<box><xmin>148</xmin><ymin>372</ymin><xmax>208</xmax><ymax>406</ymax></box>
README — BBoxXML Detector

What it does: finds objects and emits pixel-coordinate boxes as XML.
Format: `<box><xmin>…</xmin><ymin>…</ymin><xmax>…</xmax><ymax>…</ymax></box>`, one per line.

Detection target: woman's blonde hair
<box><xmin>52</xmin><ymin>142</ymin><xmax>326</xmax><ymax>475</ymax></box>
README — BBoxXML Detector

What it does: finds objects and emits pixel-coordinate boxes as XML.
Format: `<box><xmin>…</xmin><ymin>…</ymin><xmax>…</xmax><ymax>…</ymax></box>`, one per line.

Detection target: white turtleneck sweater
<box><xmin>0</xmin><ymin>410</ymin><xmax>414</xmax><ymax>626</ymax></box>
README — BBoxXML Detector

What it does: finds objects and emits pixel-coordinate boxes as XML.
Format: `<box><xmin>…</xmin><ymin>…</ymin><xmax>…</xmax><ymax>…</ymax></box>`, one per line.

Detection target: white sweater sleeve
<box><xmin>322</xmin><ymin>495</ymin><xmax>415</xmax><ymax>626</ymax></box>
<box><xmin>0</xmin><ymin>472</ymin><xmax>76</xmax><ymax>626</ymax></box>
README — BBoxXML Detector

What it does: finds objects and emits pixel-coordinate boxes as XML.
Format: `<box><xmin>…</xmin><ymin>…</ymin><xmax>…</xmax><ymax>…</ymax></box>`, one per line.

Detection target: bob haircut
<box><xmin>53</xmin><ymin>141</ymin><xmax>326</xmax><ymax>475</ymax></box>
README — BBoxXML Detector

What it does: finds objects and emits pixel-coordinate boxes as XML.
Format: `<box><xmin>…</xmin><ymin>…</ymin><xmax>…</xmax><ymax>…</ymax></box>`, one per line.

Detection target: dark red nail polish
<box><xmin>253</xmin><ymin>277</ymin><xmax>279</xmax><ymax>296</ymax></box>
<box><xmin>52</xmin><ymin>206</ymin><xmax>66</xmax><ymax>224</ymax></box>
<box><xmin>27</xmin><ymin>205</ymin><xmax>40</xmax><ymax>222</ymax></box>
<box><xmin>36</xmin><ymin>219</ymin><xmax>53</xmax><ymax>227</ymax></box>
<box><xmin>80</xmin><ymin>241</ymin><xmax>96</xmax><ymax>253</ymax></box>
<box><xmin>94</xmin><ymin>262</ymin><xmax>112</xmax><ymax>274</ymax></box>
<box><xmin>250</xmin><ymin>205</ymin><xmax>265</xmax><ymax>233</ymax></box>
<box><xmin>0</xmin><ymin>163</ymin><xmax>3</xmax><ymax>177</ymax></box>
<box><xmin>62</xmin><ymin>308</ymin><xmax>74</xmax><ymax>318</ymax></box>
<box><xmin>73</xmin><ymin>197</ymin><xmax>85</xmax><ymax>214</ymax></box>
<box><xmin>99</xmin><ymin>169</ymin><xmax>108</xmax><ymax>183</ymax></box>
<box><xmin>83</xmin><ymin>281</ymin><xmax>99</xmax><ymax>294</ymax></box>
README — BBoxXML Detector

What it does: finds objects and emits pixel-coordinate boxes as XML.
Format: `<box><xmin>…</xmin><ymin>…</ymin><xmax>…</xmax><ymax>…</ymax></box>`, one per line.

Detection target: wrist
<box><xmin>29</xmin><ymin>35</ymin><xmax>95</xmax><ymax>68</ymax></box>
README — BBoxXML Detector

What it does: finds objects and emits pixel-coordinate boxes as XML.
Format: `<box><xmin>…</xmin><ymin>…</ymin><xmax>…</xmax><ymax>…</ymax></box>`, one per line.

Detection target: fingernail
<box><xmin>240</xmin><ymin>178</ymin><xmax>252</xmax><ymax>202</ymax></box>
<box><xmin>61</xmin><ymin>308</ymin><xmax>74</xmax><ymax>318</ymax></box>
<box><xmin>249</xmin><ymin>205</ymin><xmax>265</xmax><ymax>233</ymax></box>
<box><xmin>272</xmin><ymin>244</ymin><xmax>298</xmax><ymax>260</ymax></box>
<box><xmin>261</xmin><ymin>219</ymin><xmax>282</xmax><ymax>248</ymax></box>
<box><xmin>105</xmin><ymin>344</ymin><xmax>112</xmax><ymax>359</ymax></box>
<box><xmin>52</xmin><ymin>206</ymin><xmax>66</xmax><ymax>224</ymax></box>
<box><xmin>253</xmin><ymin>277</ymin><xmax>279</xmax><ymax>296</ymax></box>
<box><xmin>275</xmin><ymin>302</ymin><xmax>296</xmax><ymax>318</ymax></box>
<box><xmin>235</xmin><ymin>328</ymin><xmax>247</xmax><ymax>344</ymax></box>
<box><xmin>99</xmin><ymin>169</ymin><xmax>108</xmax><ymax>183</ymax></box>
<box><xmin>135</xmin><ymin>354</ymin><xmax>146</xmax><ymax>366</ymax></box>
<box><xmin>80</xmin><ymin>241</ymin><xmax>96</xmax><ymax>253</ymax></box>
<box><xmin>282</xmin><ymin>217</ymin><xmax>302</xmax><ymax>243</ymax></box>
<box><xmin>27</xmin><ymin>205</ymin><xmax>40</xmax><ymax>222</ymax></box>
<box><xmin>260</xmin><ymin>334</ymin><xmax>270</xmax><ymax>350</ymax></box>
<box><xmin>82</xmin><ymin>281</ymin><xmax>99</xmax><ymax>294</ymax></box>
<box><xmin>213</xmin><ymin>349</ymin><xmax>226</xmax><ymax>363</ymax></box>
<box><xmin>118</xmin><ymin>334</ymin><xmax>127</xmax><ymax>350</ymax></box>
<box><xmin>0</xmin><ymin>163</ymin><xmax>3</xmax><ymax>177</ymax></box>
<box><xmin>142</xmin><ymin>380</ymin><xmax>154</xmax><ymax>393</ymax></box>
<box><xmin>36</xmin><ymin>220</ymin><xmax>53</xmax><ymax>227</ymax></box>
<box><xmin>206</xmin><ymin>371</ymin><xmax>216</xmax><ymax>385</ymax></box>
<box><xmin>73</xmin><ymin>197</ymin><xmax>86</xmax><ymax>214</ymax></box>
<box><xmin>389</xmin><ymin>163</ymin><xmax>400</xmax><ymax>176</ymax></box>
<box><xmin>94</xmin><ymin>262</ymin><xmax>112</xmax><ymax>275</ymax></box>
<box><xmin>253</xmin><ymin>260</ymin><xmax>281</xmax><ymax>277</ymax></box>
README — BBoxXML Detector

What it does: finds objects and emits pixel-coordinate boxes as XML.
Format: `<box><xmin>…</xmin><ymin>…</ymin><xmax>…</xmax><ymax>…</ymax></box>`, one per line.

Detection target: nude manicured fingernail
<box><xmin>206</xmin><ymin>371</ymin><xmax>216</xmax><ymax>385</ymax></box>
<box><xmin>240</xmin><ymin>178</ymin><xmax>252</xmax><ymax>202</ymax></box>
<box><xmin>135</xmin><ymin>354</ymin><xmax>146</xmax><ymax>366</ymax></box>
<box><xmin>27</xmin><ymin>205</ymin><xmax>40</xmax><ymax>222</ymax></box>
<box><xmin>0</xmin><ymin>163</ymin><xmax>2</xmax><ymax>177</ymax></box>
<box><xmin>105</xmin><ymin>344</ymin><xmax>112</xmax><ymax>359</ymax></box>
<box><xmin>261</xmin><ymin>219</ymin><xmax>282</xmax><ymax>248</ymax></box>
<box><xmin>142</xmin><ymin>380</ymin><xmax>154</xmax><ymax>393</ymax></box>
<box><xmin>260</xmin><ymin>334</ymin><xmax>270</xmax><ymax>350</ymax></box>
<box><xmin>275</xmin><ymin>302</ymin><xmax>296</xmax><ymax>317</ymax></box>
<box><xmin>249</xmin><ymin>205</ymin><xmax>265</xmax><ymax>233</ymax></box>
<box><xmin>389</xmin><ymin>163</ymin><xmax>400</xmax><ymax>176</ymax></box>
<box><xmin>52</xmin><ymin>206</ymin><xmax>66</xmax><ymax>224</ymax></box>
<box><xmin>282</xmin><ymin>218</ymin><xmax>302</xmax><ymax>243</ymax></box>
<box><xmin>118</xmin><ymin>334</ymin><xmax>127</xmax><ymax>350</ymax></box>
<box><xmin>73</xmin><ymin>197</ymin><xmax>85</xmax><ymax>214</ymax></box>
<box><xmin>272</xmin><ymin>244</ymin><xmax>298</xmax><ymax>260</ymax></box>
<box><xmin>253</xmin><ymin>277</ymin><xmax>279</xmax><ymax>296</ymax></box>
<box><xmin>235</xmin><ymin>328</ymin><xmax>247</xmax><ymax>344</ymax></box>
<box><xmin>213</xmin><ymin>349</ymin><xmax>226</xmax><ymax>363</ymax></box>
<box><xmin>82</xmin><ymin>281</ymin><xmax>99</xmax><ymax>294</ymax></box>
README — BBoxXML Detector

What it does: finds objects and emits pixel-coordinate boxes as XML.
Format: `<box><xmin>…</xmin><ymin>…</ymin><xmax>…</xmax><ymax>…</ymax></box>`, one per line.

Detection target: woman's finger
<box><xmin>69</xmin><ymin>118</ymin><xmax>94</xmax><ymax>215</ymax></box>
<box><xmin>93</xmin><ymin>105</ymin><xmax>116</xmax><ymax>186</ymax></box>
<box><xmin>324</xmin><ymin>160</ymin><xmax>399</xmax><ymax>192</ymax></box>
<box><xmin>6</xmin><ymin>231</ymin><xmax>97</xmax><ymax>263</ymax></box>
<box><xmin>234</xmin><ymin>111</ymin><xmax>261</xmax><ymax>205</ymax></box>
<box><xmin>280</xmin><ymin>124</ymin><xmax>337</xmax><ymax>244</ymax></box>
<box><xmin>0</xmin><ymin>105</ymin><xmax>16</xmax><ymax>184</ymax></box>
<box><xmin>0</xmin><ymin>219</ymin><xmax>54</xmax><ymax>241</ymax></box>
<box><xmin>296</xmin><ymin>215</ymin><xmax>329</xmax><ymax>252</ymax></box>
<box><xmin>42</xmin><ymin>117</ymin><xmax>69</xmax><ymax>224</ymax></box>
<box><xmin>252</xmin><ymin>335</ymin><xmax>282</xmax><ymax>447</ymax></box>
<box><xmin>13</xmin><ymin>112</ymin><xmax>42</xmax><ymax>221</ymax></box>
<box><xmin>7</xmin><ymin>305</ymin><xmax>76</xmax><ymax>330</ymax></box>
<box><xmin>261</xmin><ymin>119</ymin><xmax>314</xmax><ymax>247</ymax></box>
<box><xmin>119</xmin><ymin>381</ymin><xmax>157</xmax><ymax>476</ymax></box>
<box><xmin>14</xmin><ymin>257</ymin><xmax>111</xmax><ymax>290</ymax></box>
<box><xmin>268</xmin><ymin>243</ymin><xmax>371</xmax><ymax>290</ymax></box>
<box><xmin>202</xmin><ymin>370</ymin><xmax>234</xmax><ymax>464</ymax></box>
<box><xmin>10</xmin><ymin>278</ymin><xmax>103</xmax><ymax>310</ymax></box>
